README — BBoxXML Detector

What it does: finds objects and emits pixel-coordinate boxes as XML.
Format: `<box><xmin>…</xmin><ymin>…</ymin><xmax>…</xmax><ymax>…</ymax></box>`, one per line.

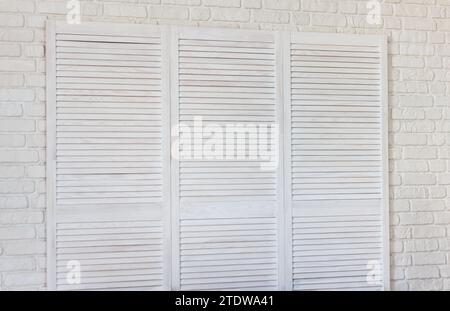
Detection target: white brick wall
<box><xmin>0</xmin><ymin>0</ymin><xmax>450</xmax><ymax>291</ymax></box>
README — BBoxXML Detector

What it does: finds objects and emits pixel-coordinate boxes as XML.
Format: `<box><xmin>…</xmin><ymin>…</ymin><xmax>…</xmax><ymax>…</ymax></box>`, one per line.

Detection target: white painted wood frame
<box><xmin>284</xmin><ymin>32</ymin><xmax>389</xmax><ymax>291</ymax></box>
<box><xmin>46</xmin><ymin>21</ymin><xmax>171</xmax><ymax>290</ymax></box>
<box><xmin>46</xmin><ymin>22</ymin><xmax>389</xmax><ymax>291</ymax></box>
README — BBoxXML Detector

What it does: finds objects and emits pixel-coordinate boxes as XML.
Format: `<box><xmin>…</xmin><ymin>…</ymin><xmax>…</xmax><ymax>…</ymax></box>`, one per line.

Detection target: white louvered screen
<box><xmin>171</xmin><ymin>28</ymin><xmax>282</xmax><ymax>290</ymax></box>
<box><xmin>47</xmin><ymin>23</ymin><xmax>170</xmax><ymax>290</ymax></box>
<box><xmin>284</xmin><ymin>33</ymin><xmax>388</xmax><ymax>290</ymax></box>
<box><xmin>47</xmin><ymin>23</ymin><xmax>388</xmax><ymax>291</ymax></box>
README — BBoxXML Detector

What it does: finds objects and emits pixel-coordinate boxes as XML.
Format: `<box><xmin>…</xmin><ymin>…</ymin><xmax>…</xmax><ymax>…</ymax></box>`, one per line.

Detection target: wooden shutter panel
<box><xmin>47</xmin><ymin>22</ymin><xmax>171</xmax><ymax>290</ymax></box>
<box><xmin>47</xmin><ymin>23</ymin><xmax>389</xmax><ymax>291</ymax></box>
<box><xmin>284</xmin><ymin>33</ymin><xmax>389</xmax><ymax>290</ymax></box>
<box><xmin>171</xmin><ymin>28</ymin><xmax>283</xmax><ymax>290</ymax></box>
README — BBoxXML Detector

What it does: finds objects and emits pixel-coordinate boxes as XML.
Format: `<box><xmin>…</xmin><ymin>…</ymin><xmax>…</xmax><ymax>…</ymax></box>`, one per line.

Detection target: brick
<box><xmin>339</xmin><ymin>1</ymin><xmax>357</xmax><ymax>14</ymax></box>
<box><xmin>0</xmin><ymin>60</ymin><xmax>34</xmax><ymax>72</ymax></box>
<box><xmin>412</xmin><ymin>226</ymin><xmax>446</xmax><ymax>238</ymax></box>
<box><xmin>411</xmin><ymin>200</ymin><xmax>446</xmax><ymax>211</ymax></box>
<box><xmin>0</xmin><ymin>150</ymin><xmax>38</xmax><ymax>163</ymax></box>
<box><xmin>0</xmin><ymin>211</ymin><xmax>43</xmax><ymax>225</ymax></box>
<box><xmin>404</xmin><ymin>120</ymin><xmax>435</xmax><ymax>133</ymax></box>
<box><xmin>405</xmin><ymin>266</ymin><xmax>440</xmax><ymax>279</ymax></box>
<box><xmin>401</xmin><ymin>69</ymin><xmax>434</xmax><ymax>81</ymax></box>
<box><xmin>404</xmin><ymin>239</ymin><xmax>439</xmax><ymax>252</ymax></box>
<box><xmin>0</xmin><ymin>181</ymin><xmax>35</xmax><ymax>194</ymax></box>
<box><xmin>204</xmin><ymin>0</ymin><xmax>241</xmax><ymax>7</ymax></box>
<box><xmin>0</xmin><ymin>120</ymin><xmax>35</xmax><ymax>132</ymax></box>
<box><xmin>429</xmin><ymin>186</ymin><xmax>446</xmax><ymax>199</ymax></box>
<box><xmin>243</xmin><ymin>0</ymin><xmax>262</xmax><ymax>9</ymax></box>
<box><xmin>0</xmin><ymin>43</ymin><xmax>21</xmax><ymax>56</ymax></box>
<box><xmin>163</xmin><ymin>0</ymin><xmax>201</xmax><ymax>4</ymax></box>
<box><xmin>409</xmin><ymin>279</ymin><xmax>443</xmax><ymax>291</ymax></box>
<box><xmin>37</xmin><ymin>0</ymin><xmax>69</xmax><ymax>14</ymax></box>
<box><xmin>311</xmin><ymin>13</ymin><xmax>346</xmax><ymax>26</ymax></box>
<box><xmin>413</xmin><ymin>253</ymin><xmax>447</xmax><ymax>265</ymax></box>
<box><xmin>211</xmin><ymin>8</ymin><xmax>250</xmax><ymax>22</ymax></box>
<box><xmin>0</xmin><ymin>165</ymin><xmax>25</xmax><ymax>178</ymax></box>
<box><xmin>253</xmin><ymin>11</ymin><xmax>290</xmax><ymax>23</ymax></box>
<box><xmin>302</xmin><ymin>0</ymin><xmax>337</xmax><ymax>12</ymax></box>
<box><xmin>3</xmin><ymin>240</ymin><xmax>45</xmax><ymax>255</ymax></box>
<box><xmin>433</xmin><ymin>210</ymin><xmax>450</xmax><ymax>224</ymax></box>
<box><xmin>0</xmin><ymin>1</ymin><xmax>34</xmax><ymax>13</ymax></box>
<box><xmin>0</xmin><ymin>29</ymin><xmax>34</xmax><ymax>42</ymax></box>
<box><xmin>402</xmin><ymin>173</ymin><xmax>436</xmax><ymax>185</ymax></box>
<box><xmin>399</xmin><ymin>43</ymin><xmax>434</xmax><ymax>56</ymax></box>
<box><xmin>439</xmin><ymin>238</ymin><xmax>450</xmax><ymax>250</ymax></box>
<box><xmin>393</xmin><ymin>187</ymin><xmax>427</xmax><ymax>199</ymax></box>
<box><xmin>404</xmin><ymin>17</ymin><xmax>435</xmax><ymax>30</ymax></box>
<box><xmin>24</xmin><ymin>45</ymin><xmax>44</xmax><ymax>58</ymax></box>
<box><xmin>393</xmin><ymin>160</ymin><xmax>428</xmax><ymax>172</ymax></box>
<box><xmin>0</xmin><ymin>227</ymin><xmax>35</xmax><ymax>240</ymax></box>
<box><xmin>0</xmin><ymin>135</ymin><xmax>25</xmax><ymax>148</ymax></box>
<box><xmin>263</xmin><ymin>0</ymin><xmax>300</xmax><ymax>10</ymax></box>
<box><xmin>391</xmin><ymin>200</ymin><xmax>410</xmax><ymax>212</ymax></box>
<box><xmin>26</xmin><ymin>134</ymin><xmax>45</xmax><ymax>147</ymax></box>
<box><xmin>190</xmin><ymin>8</ymin><xmax>210</xmax><ymax>21</ymax></box>
<box><xmin>392</xmin><ymin>254</ymin><xmax>412</xmax><ymax>266</ymax></box>
<box><xmin>398</xmin><ymin>212</ymin><xmax>434</xmax><ymax>225</ymax></box>
<box><xmin>391</xmin><ymin>133</ymin><xmax>427</xmax><ymax>145</ymax></box>
<box><xmin>392</xmin><ymin>281</ymin><xmax>409</xmax><ymax>290</ymax></box>
<box><xmin>392</xmin><ymin>55</ymin><xmax>424</xmax><ymax>68</ymax></box>
<box><xmin>148</xmin><ymin>6</ymin><xmax>189</xmax><ymax>19</ymax></box>
<box><xmin>0</xmin><ymin>258</ymin><xmax>34</xmax><ymax>272</ymax></box>
<box><xmin>392</xmin><ymin>227</ymin><xmax>412</xmax><ymax>239</ymax></box>
<box><xmin>404</xmin><ymin>147</ymin><xmax>437</xmax><ymax>159</ymax></box>
<box><xmin>292</xmin><ymin>13</ymin><xmax>309</xmax><ymax>25</ymax></box>
<box><xmin>4</xmin><ymin>272</ymin><xmax>45</xmax><ymax>287</ymax></box>
<box><xmin>0</xmin><ymin>73</ymin><xmax>24</xmax><ymax>87</ymax></box>
<box><xmin>104</xmin><ymin>4</ymin><xmax>147</xmax><ymax>18</ymax></box>
<box><xmin>396</xmin><ymin>4</ymin><xmax>427</xmax><ymax>17</ymax></box>
<box><xmin>26</xmin><ymin>165</ymin><xmax>45</xmax><ymax>178</ymax></box>
<box><xmin>0</xmin><ymin>14</ymin><xmax>24</xmax><ymax>26</ymax></box>
<box><xmin>0</xmin><ymin>196</ymin><xmax>28</xmax><ymax>209</ymax></box>
<box><xmin>399</xmin><ymin>95</ymin><xmax>433</xmax><ymax>107</ymax></box>
<box><xmin>0</xmin><ymin>103</ymin><xmax>22</xmax><ymax>117</ymax></box>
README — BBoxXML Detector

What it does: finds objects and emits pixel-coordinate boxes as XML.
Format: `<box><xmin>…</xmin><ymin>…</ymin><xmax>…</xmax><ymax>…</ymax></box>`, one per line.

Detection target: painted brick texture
<box><xmin>0</xmin><ymin>0</ymin><xmax>450</xmax><ymax>291</ymax></box>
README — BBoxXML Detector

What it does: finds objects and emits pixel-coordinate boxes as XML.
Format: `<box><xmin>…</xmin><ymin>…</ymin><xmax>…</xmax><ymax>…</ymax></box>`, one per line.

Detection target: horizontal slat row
<box><xmin>56</xmin><ymin>220</ymin><xmax>163</xmax><ymax>291</ymax></box>
<box><xmin>290</xmin><ymin>42</ymin><xmax>382</xmax><ymax>201</ymax></box>
<box><xmin>292</xmin><ymin>213</ymin><xmax>382</xmax><ymax>291</ymax></box>
<box><xmin>179</xmin><ymin>217</ymin><xmax>278</xmax><ymax>290</ymax></box>
<box><xmin>178</xmin><ymin>35</ymin><xmax>277</xmax><ymax>201</ymax></box>
<box><xmin>55</xmin><ymin>34</ymin><xmax>162</xmax><ymax>206</ymax></box>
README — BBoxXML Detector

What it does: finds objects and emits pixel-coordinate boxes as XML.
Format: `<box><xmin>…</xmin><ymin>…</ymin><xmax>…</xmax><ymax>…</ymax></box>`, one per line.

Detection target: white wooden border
<box><xmin>161</xmin><ymin>25</ymin><xmax>172</xmax><ymax>291</ymax></box>
<box><xmin>282</xmin><ymin>31</ymin><xmax>293</xmax><ymax>291</ymax></box>
<box><xmin>380</xmin><ymin>35</ymin><xmax>390</xmax><ymax>291</ymax></box>
<box><xmin>275</xmin><ymin>31</ymin><xmax>285</xmax><ymax>291</ymax></box>
<box><xmin>46</xmin><ymin>21</ymin><xmax>390</xmax><ymax>291</ymax></box>
<box><xmin>46</xmin><ymin>21</ymin><xmax>173</xmax><ymax>291</ymax></box>
<box><xmin>286</xmin><ymin>30</ymin><xmax>389</xmax><ymax>291</ymax></box>
<box><xmin>45</xmin><ymin>20</ymin><xmax>57</xmax><ymax>291</ymax></box>
<box><xmin>170</xmin><ymin>26</ymin><xmax>181</xmax><ymax>291</ymax></box>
